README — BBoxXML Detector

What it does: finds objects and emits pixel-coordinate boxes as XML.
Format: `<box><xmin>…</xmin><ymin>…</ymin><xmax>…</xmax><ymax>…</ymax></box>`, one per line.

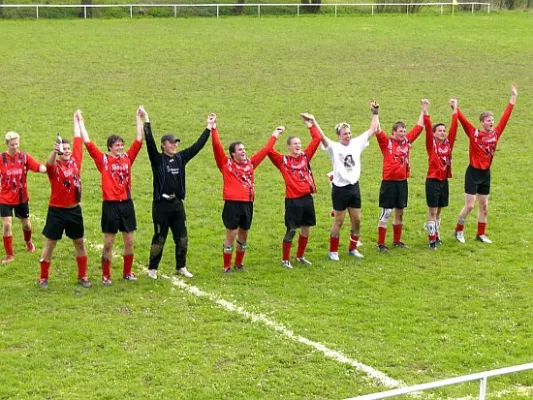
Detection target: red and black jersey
<box><xmin>424</xmin><ymin>114</ymin><xmax>458</xmax><ymax>181</ymax></box>
<box><xmin>212</xmin><ymin>128</ymin><xmax>277</xmax><ymax>202</ymax></box>
<box><xmin>268</xmin><ymin>125</ymin><xmax>321</xmax><ymax>199</ymax></box>
<box><xmin>0</xmin><ymin>151</ymin><xmax>42</xmax><ymax>206</ymax></box>
<box><xmin>376</xmin><ymin>125</ymin><xmax>423</xmax><ymax>181</ymax></box>
<box><xmin>85</xmin><ymin>139</ymin><xmax>142</xmax><ymax>201</ymax></box>
<box><xmin>457</xmin><ymin>103</ymin><xmax>514</xmax><ymax>170</ymax></box>
<box><xmin>47</xmin><ymin>137</ymin><xmax>83</xmax><ymax>208</ymax></box>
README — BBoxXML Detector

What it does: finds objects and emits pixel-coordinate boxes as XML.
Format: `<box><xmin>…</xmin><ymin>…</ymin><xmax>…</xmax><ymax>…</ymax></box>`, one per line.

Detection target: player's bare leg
<box><xmin>455</xmin><ymin>193</ymin><xmax>476</xmax><ymax>243</ymax></box>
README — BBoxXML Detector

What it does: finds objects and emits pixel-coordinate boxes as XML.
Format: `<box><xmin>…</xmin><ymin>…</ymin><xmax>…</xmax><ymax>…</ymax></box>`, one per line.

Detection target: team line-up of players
<box><xmin>0</xmin><ymin>85</ymin><xmax>517</xmax><ymax>287</ymax></box>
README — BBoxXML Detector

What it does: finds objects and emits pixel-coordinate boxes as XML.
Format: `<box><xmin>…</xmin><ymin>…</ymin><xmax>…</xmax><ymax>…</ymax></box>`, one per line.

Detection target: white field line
<box><xmin>31</xmin><ymin>214</ymin><xmax>401</xmax><ymax>388</ymax></box>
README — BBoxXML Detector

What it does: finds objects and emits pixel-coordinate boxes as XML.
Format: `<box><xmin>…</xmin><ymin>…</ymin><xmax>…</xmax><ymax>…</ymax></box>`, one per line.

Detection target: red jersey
<box><xmin>376</xmin><ymin>125</ymin><xmax>423</xmax><ymax>181</ymax></box>
<box><xmin>424</xmin><ymin>114</ymin><xmax>458</xmax><ymax>181</ymax></box>
<box><xmin>85</xmin><ymin>139</ymin><xmax>142</xmax><ymax>201</ymax></box>
<box><xmin>0</xmin><ymin>151</ymin><xmax>42</xmax><ymax>206</ymax></box>
<box><xmin>457</xmin><ymin>103</ymin><xmax>514</xmax><ymax>170</ymax></box>
<box><xmin>268</xmin><ymin>125</ymin><xmax>321</xmax><ymax>199</ymax></box>
<box><xmin>212</xmin><ymin>128</ymin><xmax>277</xmax><ymax>202</ymax></box>
<box><xmin>47</xmin><ymin>137</ymin><xmax>83</xmax><ymax>208</ymax></box>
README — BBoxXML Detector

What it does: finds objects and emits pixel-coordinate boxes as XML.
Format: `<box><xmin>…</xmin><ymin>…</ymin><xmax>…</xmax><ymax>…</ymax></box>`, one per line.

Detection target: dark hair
<box><xmin>61</xmin><ymin>138</ymin><xmax>71</xmax><ymax>145</ymax></box>
<box><xmin>106</xmin><ymin>135</ymin><xmax>124</xmax><ymax>151</ymax></box>
<box><xmin>286</xmin><ymin>136</ymin><xmax>299</xmax><ymax>146</ymax></box>
<box><xmin>229</xmin><ymin>141</ymin><xmax>244</xmax><ymax>158</ymax></box>
<box><xmin>392</xmin><ymin>121</ymin><xmax>406</xmax><ymax>132</ymax></box>
<box><xmin>432</xmin><ymin>123</ymin><xmax>446</xmax><ymax>133</ymax></box>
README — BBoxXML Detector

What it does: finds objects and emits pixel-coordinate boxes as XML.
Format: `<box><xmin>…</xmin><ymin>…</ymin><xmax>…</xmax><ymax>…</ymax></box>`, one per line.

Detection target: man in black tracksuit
<box><xmin>139</xmin><ymin>107</ymin><xmax>215</xmax><ymax>279</ymax></box>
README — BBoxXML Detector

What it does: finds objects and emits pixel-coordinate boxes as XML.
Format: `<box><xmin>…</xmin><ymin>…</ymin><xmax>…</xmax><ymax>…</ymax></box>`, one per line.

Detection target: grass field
<box><xmin>0</xmin><ymin>13</ymin><xmax>532</xmax><ymax>400</ymax></box>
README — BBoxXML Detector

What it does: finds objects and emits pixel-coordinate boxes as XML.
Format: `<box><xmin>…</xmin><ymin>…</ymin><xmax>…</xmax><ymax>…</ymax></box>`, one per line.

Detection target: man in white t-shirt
<box><xmin>317</xmin><ymin>100</ymin><xmax>380</xmax><ymax>261</ymax></box>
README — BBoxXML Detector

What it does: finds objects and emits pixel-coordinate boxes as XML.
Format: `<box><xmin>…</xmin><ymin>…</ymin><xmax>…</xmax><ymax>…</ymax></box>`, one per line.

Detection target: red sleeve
<box><xmin>72</xmin><ymin>137</ymin><xmax>83</xmax><ymax>170</ymax></box>
<box><xmin>126</xmin><ymin>139</ymin><xmax>143</xmax><ymax>164</ymax></box>
<box><xmin>46</xmin><ymin>162</ymin><xmax>55</xmax><ymax>178</ymax></box>
<box><xmin>250</xmin><ymin>136</ymin><xmax>277</xmax><ymax>168</ymax></box>
<box><xmin>375</xmin><ymin>131</ymin><xmax>389</xmax><ymax>154</ymax></box>
<box><xmin>406</xmin><ymin>124</ymin><xmax>423</xmax><ymax>143</ymax></box>
<box><xmin>26</xmin><ymin>154</ymin><xmax>42</xmax><ymax>173</ymax></box>
<box><xmin>85</xmin><ymin>142</ymin><xmax>104</xmax><ymax>169</ymax></box>
<box><xmin>303</xmin><ymin>125</ymin><xmax>322</xmax><ymax>161</ymax></box>
<box><xmin>424</xmin><ymin>115</ymin><xmax>433</xmax><ymax>153</ymax></box>
<box><xmin>267</xmin><ymin>149</ymin><xmax>284</xmax><ymax>170</ymax></box>
<box><xmin>448</xmin><ymin>113</ymin><xmax>458</xmax><ymax>150</ymax></box>
<box><xmin>457</xmin><ymin>108</ymin><xmax>476</xmax><ymax>139</ymax></box>
<box><xmin>211</xmin><ymin>128</ymin><xmax>228</xmax><ymax>171</ymax></box>
<box><xmin>494</xmin><ymin>103</ymin><xmax>514</xmax><ymax>139</ymax></box>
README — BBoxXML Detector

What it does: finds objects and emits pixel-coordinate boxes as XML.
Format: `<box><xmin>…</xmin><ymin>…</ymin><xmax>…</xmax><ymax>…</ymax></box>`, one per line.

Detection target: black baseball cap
<box><xmin>160</xmin><ymin>134</ymin><xmax>180</xmax><ymax>144</ymax></box>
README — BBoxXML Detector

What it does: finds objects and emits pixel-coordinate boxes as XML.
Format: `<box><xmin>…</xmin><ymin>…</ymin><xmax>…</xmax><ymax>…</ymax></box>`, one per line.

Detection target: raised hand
<box><xmin>511</xmin><ymin>84</ymin><xmax>518</xmax><ymax>97</ymax></box>
<box><xmin>207</xmin><ymin>113</ymin><xmax>217</xmax><ymax>129</ymax></box>
<box><xmin>449</xmin><ymin>98</ymin><xmax>458</xmax><ymax>111</ymax></box>
<box><xmin>421</xmin><ymin>98</ymin><xmax>430</xmax><ymax>113</ymax></box>
<box><xmin>272</xmin><ymin>126</ymin><xmax>286</xmax><ymax>138</ymax></box>
<box><xmin>370</xmin><ymin>99</ymin><xmax>379</xmax><ymax>115</ymax></box>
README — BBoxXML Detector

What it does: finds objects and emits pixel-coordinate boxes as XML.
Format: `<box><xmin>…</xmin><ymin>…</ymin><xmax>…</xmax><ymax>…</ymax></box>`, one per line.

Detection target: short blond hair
<box><xmin>5</xmin><ymin>131</ymin><xmax>20</xmax><ymax>143</ymax></box>
<box><xmin>479</xmin><ymin>112</ymin><xmax>493</xmax><ymax>122</ymax></box>
<box><xmin>335</xmin><ymin>122</ymin><xmax>350</xmax><ymax>135</ymax></box>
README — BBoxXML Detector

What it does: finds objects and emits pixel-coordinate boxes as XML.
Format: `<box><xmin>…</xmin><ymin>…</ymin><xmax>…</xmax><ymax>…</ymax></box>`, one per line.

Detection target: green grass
<box><xmin>0</xmin><ymin>14</ymin><xmax>532</xmax><ymax>400</ymax></box>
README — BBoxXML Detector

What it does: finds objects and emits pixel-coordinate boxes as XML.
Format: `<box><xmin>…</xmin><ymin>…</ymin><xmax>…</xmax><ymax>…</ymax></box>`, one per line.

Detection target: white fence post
<box><xmin>371</xmin><ymin>4</ymin><xmax>374</xmax><ymax>16</ymax></box>
<box><xmin>216</xmin><ymin>4</ymin><xmax>219</xmax><ymax>17</ymax></box>
<box><xmin>174</xmin><ymin>5</ymin><xmax>177</xmax><ymax>17</ymax></box>
<box><xmin>440</xmin><ymin>4</ymin><xmax>443</xmax><ymax>14</ymax></box>
<box><xmin>129</xmin><ymin>4</ymin><xmax>132</xmax><ymax>18</ymax></box>
<box><xmin>83</xmin><ymin>5</ymin><xmax>87</xmax><ymax>18</ymax></box>
<box><xmin>335</xmin><ymin>4</ymin><xmax>337</xmax><ymax>16</ymax></box>
<box><xmin>479</xmin><ymin>377</ymin><xmax>488</xmax><ymax>400</ymax></box>
<box><xmin>297</xmin><ymin>4</ymin><xmax>299</xmax><ymax>16</ymax></box>
<box><xmin>36</xmin><ymin>5</ymin><xmax>39</xmax><ymax>19</ymax></box>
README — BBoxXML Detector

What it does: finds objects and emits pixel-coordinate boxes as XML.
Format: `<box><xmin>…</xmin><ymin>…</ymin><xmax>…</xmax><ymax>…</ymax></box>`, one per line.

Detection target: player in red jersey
<box><xmin>81</xmin><ymin>111</ymin><xmax>143</xmax><ymax>285</ymax></box>
<box><xmin>453</xmin><ymin>85</ymin><xmax>518</xmax><ymax>244</ymax></box>
<box><xmin>212</xmin><ymin>117</ymin><xmax>284</xmax><ymax>273</ymax></box>
<box><xmin>38</xmin><ymin>111</ymin><xmax>90</xmax><ymax>289</ymax></box>
<box><xmin>267</xmin><ymin>113</ymin><xmax>321</xmax><ymax>269</ymax></box>
<box><xmin>0</xmin><ymin>131</ymin><xmax>46</xmax><ymax>264</ymax></box>
<box><xmin>423</xmin><ymin>100</ymin><xmax>458</xmax><ymax>250</ymax></box>
<box><xmin>375</xmin><ymin>100</ymin><xmax>427</xmax><ymax>252</ymax></box>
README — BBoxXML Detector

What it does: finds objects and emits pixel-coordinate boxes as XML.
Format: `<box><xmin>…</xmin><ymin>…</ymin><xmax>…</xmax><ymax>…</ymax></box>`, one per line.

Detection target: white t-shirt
<box><xmin>322</xmin><ymin>130</ymin><xmax>370</xmax><ymax>187</ymax></box>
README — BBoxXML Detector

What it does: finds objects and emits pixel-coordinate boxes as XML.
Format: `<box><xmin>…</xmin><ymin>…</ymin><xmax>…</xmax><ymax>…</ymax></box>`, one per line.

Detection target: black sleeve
<box><xmin>180</xmin><ymin>128</ymin><xmax>211</xmax><ymax>164</ymax></box>
<box><xmin>144</xmin><ymin>122</ymin><xmax>160</xmax><ymax>165</ymax></box>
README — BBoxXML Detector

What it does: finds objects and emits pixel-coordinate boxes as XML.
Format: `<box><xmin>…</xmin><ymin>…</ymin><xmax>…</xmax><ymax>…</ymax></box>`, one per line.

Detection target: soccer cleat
<box><xmin>38</xmin><ymin>279</ymin><xmax>48</xmax><ymax>289</ymax></box>
<box><xmin>377</xmin><ymin>244</ymin><xmax>389</xmax><ymax>253</ymax></box>
<box><xmin>475</xmin><ymin>235</ymin><xmax>493</xmax><ymax>244</ymax></box>
<box><xmin>78</xmin><ymin>277</ymin><xmax>92</xmax><ymax>288</ymax></box>
<box><xmin>233</xmin><ymin>264</ymin><xmax>247</xmax><ymax>272</ymax></box>
<box><xmin>295</xmin><ymin>257</ymin><xmax>312</xmax><ymax>266</ymax></box>
<box><xmin>177</xmin><ymin>267</ymin><xmax>194</xmax><ymax>278</ymax></box>
<box><xmin>223</xmin><ymin>267</ymin><xmax>232</xmax><ymax>274</ymax></box>
<box><xmin>102</xmin><ymin>276</ymin><xmax>112</xmax><ymax>286</ymax></box>
<box><xmin>328</xmin><ymin>252</ymin><xmax>339</xmax><ymax>261</ymax></box>
<box><xmin>1</xmin><ymin>255</ymin><xmax>14</xmax><ymax>264</ymax></box>
<box><xmin>348</xmin><ymin>249</ymin><xmax>365</xmax><ymax>259</ymax></box>
<box><xmin>393</xmin><ymin>241</ymin><xmax>409</xmax><ymax>249</ymax></box>
<box><xmin>25</xmin><ymin>241</ymin><xmax>36</xmax><ymax>253</ymax></box>
<box><xmin>436</xmin><ymin>236</ymin><xmax>443</xmax><ymax>245</ymax></box>
<box><xmin>429</xmin><ymin>241</ymin><xmax>437</xmax><ymax>251</ymax></box>
<box><xmin>123</xmin><ymin>272</ymin><xmax>137</xmax><ymax>281</ymax></box>
<box><xmin>281</xmin><ymin>260</ymin><xmax>293</xmax><ymax>269</ymax></box>
<box><xmin>147</xmin><ymin>269</ymin><xmax>158</xmax><ymax>280</ymax></box>
<box><xmin>454</xmin><ymin>230</ymin><xmax>466</xmax><ymax>244</ymax></box>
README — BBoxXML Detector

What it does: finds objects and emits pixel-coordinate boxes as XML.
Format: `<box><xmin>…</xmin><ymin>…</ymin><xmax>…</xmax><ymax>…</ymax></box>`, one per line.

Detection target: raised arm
<box><xmin>180</xmin><ymin>113</ymin><xmax>214</xmax><ymax>164</ymax></box>
<box><xmin>250</xmin><ymin>126</ymin><xmax>284</xmax><ymax>168</ymax></box>
<box><xmin>406</xmin><ymin>100</ymin><xmax>426</xmax><ymax>143</ymax></box>
<box><xmin>448</xmin><ymin>99</ymin><xmax>459</xmax><ymax>149</ymax></box>
<box><xmin>494</xmin><ymin>84</ymin><xmax>517</xmax><ymax>136</ymax></box>
<box><xmin>365</xmin><ymin>98</ymin><xmax>381</xmax><ymax>141</ymax></box>
<box><xmin>136</xmin><ymin>107</ymin><xmax>144</xmax><ymax>144</ymax></box>
<box><xmin>72</xmin><ymin>110</ymin><xmax>83</xmax><ymax>167</ymax></box>
<box><xmin>453</xmin><ymin>98</ymin><xmax>476</xmax><ymax>138</ymax></box>
<box><xmin>423</xmin><ymin>100</ymin><xmax>433</xmax><ymax>153</ymax></box>
<box><xmin>211</xmin><ymin>123</ymin><xmax>228</xmax><ymax>171</ymax></box>
<box><xmin>302</xmin><ymin>113</ymin><xmax>330</xmax><ymax>148</ymax></box>
<box><xmin>79</xmin><ymin>113</ymin><xmax>90</xmax><ymax>144</ymax></box>
<box><xmin>139</xmin><ymin>106</ymin><xmax>159</xmax><ymax>164</ymax></box>
<box><xmin>298</xmin><ymin>113</ymin><xmax>321</xmax><ymax>160</ymax></box>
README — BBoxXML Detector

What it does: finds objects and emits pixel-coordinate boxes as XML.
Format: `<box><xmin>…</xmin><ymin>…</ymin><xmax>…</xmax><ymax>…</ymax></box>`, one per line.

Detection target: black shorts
<box><xmin>101</xmin><ymin>199</ymin><xmax>137</xmax><ymax>234</ymax></box>
<box><xmin>331</xmin><ymin>183</ymin><xmax>361</xmax><ymax>211</ymax></box>
<box><xmin>285</xmin><ymin>194</ymin><xmax>316</xmax><ymax>229</ymax></box>
<box><xmin>426</xmin><ymin>178</ymin><xmax>449</xmax><ymax>208</ymax></box>
<box><xmin>0</xmin><ymin>202</ymin><xmax>30</xmax><ymax>219</ymax></box>
<box><xmin>379</xmin><ymin>180</ymin><xmax>408</xmax><ymax>209</ymax></box>
<box><xmin>464</xmin><ymin>165</ymin><xmax>491</xmax><ymax>195</ymax></box>
<box><xmin>222</xmin><ymin>201</ymin><xmax>253</xmax><ymax>230</ymax></box>
<box><xmin>42</xmin><ymin>205</ymin><xmax>84</xmax><ymax>241</ymax></box>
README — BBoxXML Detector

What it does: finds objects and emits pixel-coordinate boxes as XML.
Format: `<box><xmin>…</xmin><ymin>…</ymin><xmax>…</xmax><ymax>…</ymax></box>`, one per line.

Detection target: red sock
<box><xmin>282</xmin><ymin>240</ymin><xmax>291</xmax><ymax>261</ymax></box>
<box><xmin>393</xmin><ymin>224</ymin><xmax>402</xmax><ymax>243</ymax></box>
<box><xmin>40</xmin><ymin>259</ymin><xmax>51</xmax><ymax>280</ymax></box>
<box><xmin>23</xmin><ymin>229</ymin><xmax>32</xmax><ymax>242</ymax></box>
<box><xmin>296</xmin><ymin>235</ymin><xmax>308</xmax><ymax>258</ymax></box>
<box><xmin>329</xmin><ymin>235</ymin><xmax>340</xmax><ymax>252</ymax></box>
<box><xmin>378</xmin><ymin>227</ymin><xmax>387</xmax><ymax>245</ymax></box>
<box><xmin>123</xmin><ymin>254</ymin><xmax>134</xmax><ymax>276</ymax></box>
<box><xmin>349</xmin><ymin>234</ymin><xmax>359</xmax><ymax>251</ymax></box>
<box><xmin>3</xmin><ymin>236</ymin><xmax>14</xmax><ymax>257</ymax></box>
<box><xmin>235</xmin><ymin>250</ymin><xmax>245</xmax><ymax>266</ymax></box>
<box><xmin>76</xmin><ymin>255</ymin><xmax>88</xmax><ymax>279</ymax></box>
<box><xmin>223</xmin><ymin>252</ymin><xmax>232</xmax><ymax>269</ymax></box>
<box><xmin>455</xmin><ymin>223</ymin><xmax>464</xmax><ymax>232</ymax></box>
<box><xmin>477</xmin><ymin>222</ymin><xmax>487</xmax><ymax>236</ymax></box>
<box><xmin>429</xmin><ymin>234</ymin><xmax>437</xmax><ymax>241</ymax></box>
<box><xmin>102</xmin><ymin>258</ymin><xmax>111</xmax><ymax>279</ymax></box>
